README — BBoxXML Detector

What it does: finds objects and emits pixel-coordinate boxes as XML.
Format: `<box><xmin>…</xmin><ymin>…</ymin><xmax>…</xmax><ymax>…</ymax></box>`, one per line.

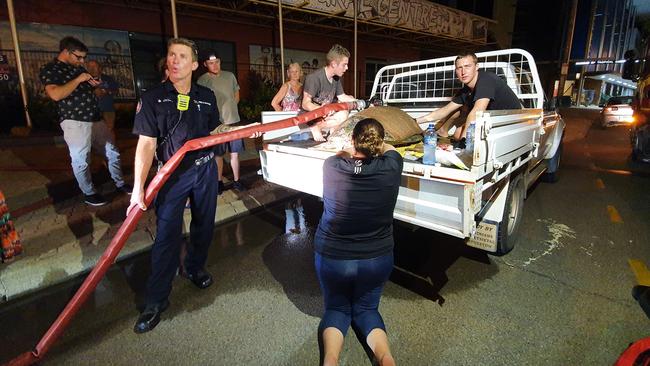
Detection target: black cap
<box><xmin>202</xmin><ymin>51</ymin><xmax>220</xmax><ymax>62</ymax></box>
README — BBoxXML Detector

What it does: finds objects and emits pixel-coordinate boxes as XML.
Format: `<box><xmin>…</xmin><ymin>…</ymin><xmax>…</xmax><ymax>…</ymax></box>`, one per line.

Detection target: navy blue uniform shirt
<box><xmin>133</xmin><ymin>80</ymin><xmax>219</xmax><ymax>163</ymax></box>
<box><xmin>315</xmin><ymin>150</ymin><xmax>403</xmax><ymax>260</ymax></box>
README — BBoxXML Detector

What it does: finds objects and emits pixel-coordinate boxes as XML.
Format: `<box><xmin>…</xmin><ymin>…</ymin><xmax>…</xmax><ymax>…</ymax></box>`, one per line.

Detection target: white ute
<box><xmin>259</xmin><ymin>49</ymin><xmax>565</xmax><ymax>255</ymax></box>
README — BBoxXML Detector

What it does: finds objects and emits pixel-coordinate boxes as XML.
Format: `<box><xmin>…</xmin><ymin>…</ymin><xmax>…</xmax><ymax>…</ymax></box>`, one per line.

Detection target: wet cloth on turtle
<box><xmin>313</xmin><ymin>106</ymin><xmax>422</xmax><ymax>151</ymax></box>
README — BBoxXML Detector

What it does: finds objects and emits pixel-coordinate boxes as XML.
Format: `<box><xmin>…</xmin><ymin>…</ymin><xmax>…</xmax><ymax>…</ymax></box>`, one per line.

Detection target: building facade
<box><xmin>0</xmin><ymin>0</ymin><xmax>517</xmax><ymax>131</ymax></box>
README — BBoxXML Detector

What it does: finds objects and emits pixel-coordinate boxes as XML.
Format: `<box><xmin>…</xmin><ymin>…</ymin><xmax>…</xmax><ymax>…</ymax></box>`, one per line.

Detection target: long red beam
<box><xmin>4</xmin><ymin>102</ymin><xmax>360</xmax><ymax>366</ymax></box>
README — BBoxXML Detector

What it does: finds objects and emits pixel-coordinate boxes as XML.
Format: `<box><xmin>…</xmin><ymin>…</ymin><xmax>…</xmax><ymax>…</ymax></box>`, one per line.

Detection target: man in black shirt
<box><xmin>415</xmin><ymin>52</ymin><xmax>522</xmax><ymax>142</ymax></box>
<box><xmin>40</xmin><ymin>36</ymin><xmax>130</xmax><ymax>206</ymax></box>
<box><xmin>128</xmin><ymin>38</ymin><xmax>220</xmax><ymax>334</ymax></box>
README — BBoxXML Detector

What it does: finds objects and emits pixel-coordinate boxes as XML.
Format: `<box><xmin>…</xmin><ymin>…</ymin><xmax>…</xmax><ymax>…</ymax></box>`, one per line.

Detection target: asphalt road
<box><xmin>1</xmin><ymin>111</ymin><xmax>649</xmax><ymax>365</ymax></box>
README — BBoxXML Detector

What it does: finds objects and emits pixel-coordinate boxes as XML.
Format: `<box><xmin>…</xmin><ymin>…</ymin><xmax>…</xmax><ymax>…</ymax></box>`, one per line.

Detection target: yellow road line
<box><xmin>628</xmin><ymin>259</ymin><xmax>650</xmax><ymax>286</ymax></box>
<box><xmin>607</xmin><ymin>205</ymin><xmax>623</xmax><ymax>223</ymax></box>
<box><xmin>595</xmin><ymin>178</ymin><xmax>605</xmax><ymax>189</ymax></box>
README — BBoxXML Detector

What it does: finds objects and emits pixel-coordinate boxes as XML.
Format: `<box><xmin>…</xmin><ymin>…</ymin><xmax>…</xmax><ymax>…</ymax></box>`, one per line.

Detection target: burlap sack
<box><xmin>355</xmin><ymin>106</ymin><xmax>422</xmax><ymax>141</ymax></box>
<box><xmin>316</xmin><ymin>106</ymin><xmax>422</xmax><ymax>151</ymax></box>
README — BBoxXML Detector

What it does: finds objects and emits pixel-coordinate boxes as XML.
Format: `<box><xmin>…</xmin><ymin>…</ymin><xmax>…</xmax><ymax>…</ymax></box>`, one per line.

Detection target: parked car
<box><xmin>600</xmin><ymin>96</ymin><xmax>635</xmax><ymax>128</ymax></box>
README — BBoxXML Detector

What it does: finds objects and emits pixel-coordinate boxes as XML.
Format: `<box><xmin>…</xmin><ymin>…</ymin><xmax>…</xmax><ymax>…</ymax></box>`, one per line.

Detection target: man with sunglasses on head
<box><xmin>40</xmin><ymin>36</ymin><xmax>131</xmax><ymax>206</ymax></box>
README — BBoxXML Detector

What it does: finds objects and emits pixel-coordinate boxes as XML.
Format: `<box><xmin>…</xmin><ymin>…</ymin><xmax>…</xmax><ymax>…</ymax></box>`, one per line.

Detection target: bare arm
<box><xmin>271</xmin><ymin>83</ymin><xmax>289</xmax><ymax>111</ymax></box>
<box><xmin>465</xmin><ymin>98</ymin><xmax>490</xmax><ymax>123</ymax></box>
<box><xmin>336</xmin><ymin>94</ymin><xmax>356</xmax><ymax>102</ymax></box>
<box><xmin>415</xmin><ymin>101</ymin><xmax>463</xmax><ymax>124</ymax></box>
<box><xmin>45</xmin><ymin>73</ymin><xmax>98</xmax><ymax>101</ymax></box>
<box><xmin>234</xmin><ymin>90</ymin><xmax>240</xmax><ymax>104</ymax></box>
<box><xmin>301</xmin><ymin>91</ymin><xmax>320</xmax><ymax>112</ymax></box>
<box><xmin>127</xmin><ymin>135</ymin><xmax>157</xmax><ymax>215</ymax></box>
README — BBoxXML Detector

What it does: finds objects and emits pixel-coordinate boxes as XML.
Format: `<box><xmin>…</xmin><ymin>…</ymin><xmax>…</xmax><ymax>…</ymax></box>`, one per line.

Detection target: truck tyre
<box><xmin>542</xmin><ymin>141</ymin><xmax>562</xmax><ymax>183</ymax></box>
<box><xmin>495</xmin><ymin>174</ymin><xmax>525</xmax><ymax>256</ymax></box>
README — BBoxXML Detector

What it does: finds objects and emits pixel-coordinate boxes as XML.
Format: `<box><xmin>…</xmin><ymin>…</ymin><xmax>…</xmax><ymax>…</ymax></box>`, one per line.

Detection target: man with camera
<box><xmin>40</xmin><ymin>36</ymin><xmax>131</xmax><ymax>206</ymax></box>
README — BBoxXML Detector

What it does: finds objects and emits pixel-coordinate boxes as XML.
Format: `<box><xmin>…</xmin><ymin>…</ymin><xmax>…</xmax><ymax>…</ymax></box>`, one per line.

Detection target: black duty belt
<box><xmin>194</xmin><ymin>151</ymin><xmax>215</xmax><ymax>166</ymax></box>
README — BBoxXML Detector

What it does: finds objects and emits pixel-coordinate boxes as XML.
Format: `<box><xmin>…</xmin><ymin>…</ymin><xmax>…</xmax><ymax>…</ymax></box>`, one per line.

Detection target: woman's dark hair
<box><xmin>352</xmin><ymin>118</ymin><xmax>385</xmax><ymax>158</ymax></box>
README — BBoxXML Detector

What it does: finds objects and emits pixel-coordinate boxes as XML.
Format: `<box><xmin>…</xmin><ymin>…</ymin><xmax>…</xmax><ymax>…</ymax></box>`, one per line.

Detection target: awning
<box><xmin>85</xmin><ymin>0</ymin><xmax>493</xmax><ymax>53</ymax></box>
<box><xmin>587</xmin><ymin>72</ymin><xmax>637</xmax><ymax>89</ymax></box>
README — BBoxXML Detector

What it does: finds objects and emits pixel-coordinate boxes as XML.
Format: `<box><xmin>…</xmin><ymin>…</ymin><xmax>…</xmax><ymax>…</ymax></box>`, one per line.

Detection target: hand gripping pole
<box><xmin>4</xmin><ymin>101</ymin><xmax>362</xmax><ymax>366</ymax></box>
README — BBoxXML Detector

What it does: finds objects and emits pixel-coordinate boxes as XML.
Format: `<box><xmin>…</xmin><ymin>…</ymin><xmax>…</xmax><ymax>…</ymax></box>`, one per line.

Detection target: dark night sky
<box><xmin>511</xmin><ymin>0</ymin><xmax>566</xmax><ymax>62</ymax></box>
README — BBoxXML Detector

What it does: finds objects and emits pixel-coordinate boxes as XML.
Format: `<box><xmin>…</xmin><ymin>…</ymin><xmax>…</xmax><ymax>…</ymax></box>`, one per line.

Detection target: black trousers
<box><xmin>145</xmin><ymin>159</ymin><xmax>218</xmax><ymax>305</ymax></box>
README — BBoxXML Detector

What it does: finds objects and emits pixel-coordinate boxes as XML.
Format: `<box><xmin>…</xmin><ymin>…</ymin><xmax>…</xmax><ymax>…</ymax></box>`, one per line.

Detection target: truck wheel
<box><xmin>495</xmin><ymin>174</ymin><xmax>525</xmax><ymax>256</ymax></box>
<box><xmin>542</xmin><ymin>142</ymin><xmax>562</xmax><ymax>183</ymax></box>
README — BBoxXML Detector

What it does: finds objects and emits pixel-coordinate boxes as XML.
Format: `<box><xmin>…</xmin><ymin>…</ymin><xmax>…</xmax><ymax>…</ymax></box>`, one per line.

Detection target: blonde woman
<box><xmin>271</xmin><ymin>63</ymin><xmax>303</xmax><ymax>111</ymax></box>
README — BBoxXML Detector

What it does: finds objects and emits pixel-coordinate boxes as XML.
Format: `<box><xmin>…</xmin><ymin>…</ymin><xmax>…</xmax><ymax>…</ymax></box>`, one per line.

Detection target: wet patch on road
<box><xmin>523</xmin><ymin>218</ymin><xmax>576</xmax><ymax>266</ymax></box>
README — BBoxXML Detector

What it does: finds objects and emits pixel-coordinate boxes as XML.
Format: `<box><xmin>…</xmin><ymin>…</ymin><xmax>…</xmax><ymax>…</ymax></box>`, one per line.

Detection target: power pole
<box><xmin>557</xmin><ymin>0</ymin><xmax>579</xmax><ymax>102</ymax></box>
<box><xmin>577</xmin><ymin>0</ymin><xmax>599</xmax><ymax>105</ymax></box>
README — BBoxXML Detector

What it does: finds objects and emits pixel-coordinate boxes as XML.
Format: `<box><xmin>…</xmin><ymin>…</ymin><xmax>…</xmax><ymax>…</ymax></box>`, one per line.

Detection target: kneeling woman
<box><xmin>314</xmin><ymin>118</ymin><xmax>403</xmax><ymax>366</ymax></box>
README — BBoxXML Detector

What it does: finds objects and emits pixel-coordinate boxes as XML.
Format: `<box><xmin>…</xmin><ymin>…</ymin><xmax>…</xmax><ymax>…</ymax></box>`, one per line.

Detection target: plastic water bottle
<box><xmin>465</xmin><ymin>121</ymin><xmax>476</xmax><ymax>152</ymax></box>
<box><xmin>422</xmin><ymin>124</ymin><xmax>437</xmax><ymax>165</ymax></box>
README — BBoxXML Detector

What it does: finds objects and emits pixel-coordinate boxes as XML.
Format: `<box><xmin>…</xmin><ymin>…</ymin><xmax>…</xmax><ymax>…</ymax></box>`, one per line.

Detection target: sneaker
<box><xmin>117</xmin><ymin>184</ymin><xmax>133</xmax><ymax>195</ymax></box>
<box><xmin>232</xmin><ymin>180</ymin><xmax>247</xmax><ymax>192</ymax></box>
<box><xmin>217</xmin><ymin>181</ymin><xmax>225</xmax><ymax>196</ymax></box>
<box><xmin>84</xmin><ymin>193</ymin><xmax>108</xmax><ymax>206</ymax></box>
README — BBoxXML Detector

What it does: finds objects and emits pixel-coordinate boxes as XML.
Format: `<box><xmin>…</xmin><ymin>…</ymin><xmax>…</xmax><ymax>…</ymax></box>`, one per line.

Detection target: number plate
<box><xmin>467</xmin><ymin>220</ymin><xmax>498</xmax><ymax>252</ymax></box>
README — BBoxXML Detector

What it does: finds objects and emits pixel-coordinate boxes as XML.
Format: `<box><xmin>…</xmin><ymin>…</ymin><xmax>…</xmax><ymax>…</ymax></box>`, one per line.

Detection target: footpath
<box><xmin>0</xmin><ymin>130</ymin><xmax>297</xmax><ymax>303</ymax></box>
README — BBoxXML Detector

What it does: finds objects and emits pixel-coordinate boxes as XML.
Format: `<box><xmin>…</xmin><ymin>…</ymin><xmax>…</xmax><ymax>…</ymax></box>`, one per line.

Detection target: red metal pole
<box><xmin>4</xmin><ymin>102</ymin><xmax>359</xmax><ymax>366</ymax></box>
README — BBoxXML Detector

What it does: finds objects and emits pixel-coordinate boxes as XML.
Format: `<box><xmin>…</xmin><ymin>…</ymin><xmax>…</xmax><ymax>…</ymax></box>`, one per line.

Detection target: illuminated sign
<box><xmin>575</xmin><ymin>59</ymin><xmax>625</xmax><ymax>65</ymax></box>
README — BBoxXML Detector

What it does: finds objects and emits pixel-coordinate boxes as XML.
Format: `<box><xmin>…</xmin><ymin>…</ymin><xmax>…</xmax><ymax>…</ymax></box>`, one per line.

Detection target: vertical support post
<box><xmin>279</xmin><ymin>0</ymin><xmax>285</xmax><ymax>84</ymax></box>
<box><xmin>597</xmin><ymin>0</ymin><xmax>609</xmax><ymax>72</ymax></box>
<box><xmin>607</xmin><ymin>0</ymin><xmax>620</xmax><ymax>66</ymax></box>
<box><xmin>578</xmin><ymin>0</ymin><xmax>598</xmax><ymax>106</ymax></box>
<box><xmin>558</xmin><ymin>0</ymin><xmax>578</xmax><ymax>102</ymax></box>
<box><xmin>623</xmin><ymin>4</ymin><xmax>635</xmax><ymax>60</ymax></box>
<box><xmin>6</xmin><ymin>0</ymin><xmax>31</xmax><ymax>129</ymax></box>
<box><xmin>614</xmin><ymin>0</ymin><xmax>626</xmax><ymax>64</ymax></box>
<box><xmin>353</xmin><ymin>0</ymin><xmax>358</xmax><ymax>96</ymax></box>
<box><xmin>171</xmin><ymin>0</ymin><xmax>178</xmax><ymax>38</ymax></box>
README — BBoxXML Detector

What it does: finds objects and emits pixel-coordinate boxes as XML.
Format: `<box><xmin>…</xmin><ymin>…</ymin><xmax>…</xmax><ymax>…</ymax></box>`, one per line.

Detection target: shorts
<box><xmin>215</xmin><ymin>138</ymin><xmax>245</xmax><ymax>156</ymax></box>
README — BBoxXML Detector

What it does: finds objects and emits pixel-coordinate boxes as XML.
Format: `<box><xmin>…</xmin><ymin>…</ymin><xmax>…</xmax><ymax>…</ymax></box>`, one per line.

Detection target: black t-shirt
<box><xmin>452</xmin><ymin>70</ymin><xmax>522</xmax><ymax>110</ymax></box>
<box><xmin>39</xmin><ymin>59</ymin><xmax>100</xmax><ymax>122</ymax></box>
<box><xmin>314</xmin><ymin>150</ymin><xmax>403</xmax><ymax>259</ymax></box>
<box><xmin>133</xmin><ymin>81</ymin><xmax>220</xmax><ymax>163</ymax></box>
